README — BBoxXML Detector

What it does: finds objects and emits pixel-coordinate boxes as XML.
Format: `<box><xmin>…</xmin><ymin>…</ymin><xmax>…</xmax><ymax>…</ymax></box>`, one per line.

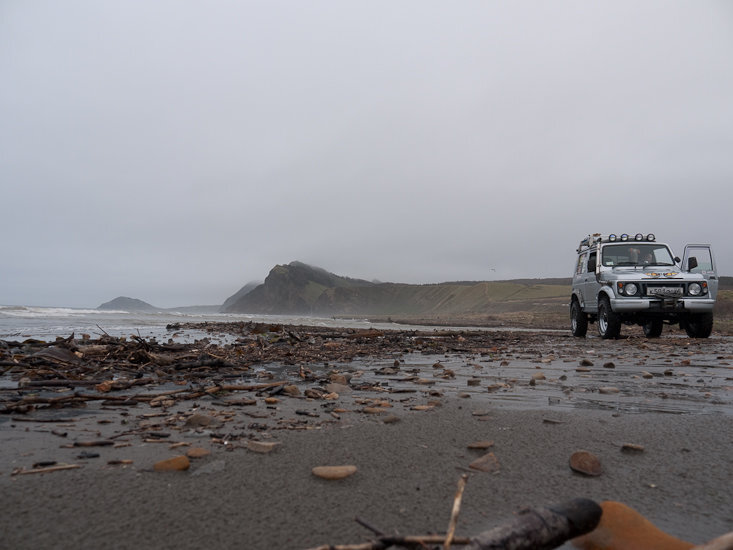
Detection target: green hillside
<box><xmin>221</xmin><ymin>262</ymin><xmax>572</xmax><ymax>328</ymax></box>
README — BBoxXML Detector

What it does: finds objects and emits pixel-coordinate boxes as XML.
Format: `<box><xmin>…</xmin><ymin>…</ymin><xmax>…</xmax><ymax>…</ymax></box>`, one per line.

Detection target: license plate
<box><xmin>647</xmin><ymin>287</ymin><xmax>683</xmax><ymax>297</ymax></box>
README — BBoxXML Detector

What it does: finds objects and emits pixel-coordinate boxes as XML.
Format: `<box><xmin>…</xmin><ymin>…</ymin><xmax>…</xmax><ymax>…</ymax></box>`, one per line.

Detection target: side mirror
<box><xmin>687</xmin><ymin>257</ymin><xmax>698</xmax><ymax>271</ymax></box>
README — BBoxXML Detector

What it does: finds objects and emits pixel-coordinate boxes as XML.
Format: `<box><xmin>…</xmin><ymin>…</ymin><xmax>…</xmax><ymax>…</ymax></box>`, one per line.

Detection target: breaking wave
<box><xmin>0</xmin><ymin>305</ymin><xmax>127</xmax><ymax>318</ymax></box>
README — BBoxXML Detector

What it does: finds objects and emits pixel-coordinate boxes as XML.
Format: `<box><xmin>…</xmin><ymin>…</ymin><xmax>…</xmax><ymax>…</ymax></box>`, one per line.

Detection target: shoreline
<box><xmin>1</xmin><ymin>324</ymin><xmax>732</xmax><ymax>549</ymax></box>
<box><xmin>1</xmin><ymin>402</ymin><xmax>730</xmax><ymax>549</ymax></box>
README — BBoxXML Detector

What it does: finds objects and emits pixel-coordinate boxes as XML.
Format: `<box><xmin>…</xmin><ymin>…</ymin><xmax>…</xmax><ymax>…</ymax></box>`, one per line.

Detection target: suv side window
<box><xmin>575</xmin><ymin>254</ymin><xmax>585</xmax><ymax>275</ymax></box>
<box><xmin>587</xmin><ymin>251</ymin><xmax>597</xmax><ymax>273</ymax></box>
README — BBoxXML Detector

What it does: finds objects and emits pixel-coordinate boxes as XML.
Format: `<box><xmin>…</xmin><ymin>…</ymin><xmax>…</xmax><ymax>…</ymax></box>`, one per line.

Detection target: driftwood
<box><xmin>445</xmin><ymin>474</ymin><xmax>468</xmax><ymax>549</ymax></box>
<box><xmin>305</xmin><ymin>495</ymin><xmax>602</xmax><ymax>550</ymax></box>
<box><xmin>465</xmin><ymin>498</ymin><xmax>602</xmax><ymax>550</ymax></box>
<box><xmin>11</xmin><ymin>463</ymin><xmax>81</xmax><ymax>475</ymax></box>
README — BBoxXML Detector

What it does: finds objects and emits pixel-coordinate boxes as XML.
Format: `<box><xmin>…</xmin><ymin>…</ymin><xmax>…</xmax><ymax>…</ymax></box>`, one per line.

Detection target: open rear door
<box><xmin>682</xmin><ymin>244</ymin><xmax>718</xmax><ymax>299</ymax></box>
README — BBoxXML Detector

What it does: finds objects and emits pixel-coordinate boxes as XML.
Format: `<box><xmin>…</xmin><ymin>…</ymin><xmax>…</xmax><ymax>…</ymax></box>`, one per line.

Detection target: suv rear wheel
<box><xmin>570</xmin><ymin>299</ymin><xmax>588</xmax><ymax>337</ymax></box>
<box><xmin>682</xmin><ymin>312</ymin><xmax>713</xmax><ymax>338</ymax></box>
<box><xmin>643</xmin><ymin>318</ymin><xmax>663</xmax><ymax>338</ymax></box>
<box><xmin>598</xmin><ymin>296</ymin><xmax>621</xmax><ymax>339</ymax></box>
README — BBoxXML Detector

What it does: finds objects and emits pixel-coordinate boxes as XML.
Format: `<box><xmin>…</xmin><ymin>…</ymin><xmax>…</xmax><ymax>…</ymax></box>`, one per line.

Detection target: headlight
<box><xmin>688</xmin><ymin>283</ymin><xmax>702</xmax><ymax>296</ymax></box>
<box><xmin>625</xmin><ymin>283</ymin><xmax>638</xmax><ymax>296</ymax></box>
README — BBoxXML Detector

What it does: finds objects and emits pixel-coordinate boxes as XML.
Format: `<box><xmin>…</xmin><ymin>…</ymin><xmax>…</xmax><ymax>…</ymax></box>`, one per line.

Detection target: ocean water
<box><xmin>0</xmin><ymin>305</ymin><xmax>453</xmax><ymax>343</ymax></box>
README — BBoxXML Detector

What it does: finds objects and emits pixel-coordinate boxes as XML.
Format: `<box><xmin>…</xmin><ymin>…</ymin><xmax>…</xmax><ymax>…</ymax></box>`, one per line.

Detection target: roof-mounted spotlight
<box><xmin>608</xmin><ymin>234</ymin><xmax>617</xmax><ymax>242</ymax></box>
<box><xmin>620</xmin><ymin>234</ymin><xmax>629</xmax><ymax>242</ymax></box>
<box><xmin>646</xmin><ymin>234</ymin><xmax>655</xmax><ymax>242</ymax></box>
<box><xmin>635</xmin><ymin>233</ymin><xmax>644</xmax><ymax>241</ymax></box>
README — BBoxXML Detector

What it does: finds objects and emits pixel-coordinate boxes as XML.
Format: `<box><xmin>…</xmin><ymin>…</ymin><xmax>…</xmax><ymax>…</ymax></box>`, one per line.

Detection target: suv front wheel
<box><xmin>598</xmin><ymin>296</ymin><xmax>621</xmax><ymax>339</ymax></box>
<box><xmin>682</xmin><ymin>312</ymin><xmax>713</xmax><ymax>338</ymax></box>
<box><xmin>570</xmin><ymin>299</ymin><xmax>588</xmax><ymax>337</ymax></box>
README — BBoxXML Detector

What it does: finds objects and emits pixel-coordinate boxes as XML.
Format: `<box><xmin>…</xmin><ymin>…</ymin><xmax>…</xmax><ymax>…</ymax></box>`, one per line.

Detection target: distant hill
<box><xmin>97</xmin><ymin>297</ymin><xmax>219</xmax><ymax>314</ymax></box>
<box><xmin>98</xmin><ymin>296</ymin><xmax>159</xmax><ymax>312</ymax></box>
<box><xmin>221</xmin><ymin>262</ymin><xmax>570</xmax><ymax>323</ymax></box>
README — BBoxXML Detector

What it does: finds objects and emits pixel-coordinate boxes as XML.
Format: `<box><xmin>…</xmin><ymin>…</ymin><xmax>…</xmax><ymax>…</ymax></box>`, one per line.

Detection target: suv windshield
<box><xmin>601</xmin><ymin>243</ymin><xmax>676</xmax><ymax>267</ymax></box>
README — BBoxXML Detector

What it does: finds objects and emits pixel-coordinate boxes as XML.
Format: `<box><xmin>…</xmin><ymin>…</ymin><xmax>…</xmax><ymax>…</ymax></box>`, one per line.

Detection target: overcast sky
<box><xmin>2</xmin><ymin>1</ymin><xmax>732</xmax><ymax>308</ymax></box>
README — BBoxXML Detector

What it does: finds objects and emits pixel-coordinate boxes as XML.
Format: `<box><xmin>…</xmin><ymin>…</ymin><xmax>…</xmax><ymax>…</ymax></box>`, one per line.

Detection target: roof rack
<box><xmin>577</xmin><ymin>233</ymin><xmax>656</xmax><ymax>253</ymax></box>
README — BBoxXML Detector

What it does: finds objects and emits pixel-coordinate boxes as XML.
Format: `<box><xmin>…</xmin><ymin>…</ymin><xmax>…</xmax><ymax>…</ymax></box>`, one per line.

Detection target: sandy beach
<box><xmin>1</xmin><ymin>324</ymin><xmax>731</xmax><ymax>549</ymax></box>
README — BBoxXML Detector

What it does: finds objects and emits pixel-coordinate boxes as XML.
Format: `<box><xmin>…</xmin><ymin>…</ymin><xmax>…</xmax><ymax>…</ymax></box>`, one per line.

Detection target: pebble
<box><xmin>184</xmin><ymin>414</ymin><xmax>221</xmax><ymax>428</ymax></box>
<box><xmin>467</xmin><ymin>440</ymin><xmax>494</xmax><ymax>450</ymax></box>
<box><xmin>282</xmin><ymin>385</ymin><xmax>300</xmax><ymax>396</ymax></box>
<box><xmin>186</xmin><ymin>447</ymin><xmax>211</xmax><ymax>459</ymax></box>
<box><xmin>599</xmin><ymin>387</ymin><xmax>620</xmax><ymax>394</ymax></box>
<box><xmin>312</xmin><ymin>465</ymin><xmax>357</xmax><ymax>480</ymax></box>
<box><xmin>246</xmin><ymin>440</ymin><xmax>280</xmax><ymax>454</ymax></box>
<box><xmin>569</xmin><ymin>450</ymin><xmax>602</xmax><ymax>476</ymax></box>
<box><xmin>469</xmin><ymin>452</ymin><xmax>500</xmax><ymax>473</ymax></box>
<box><xmin>154</xmin><ymin>455</ymin><xmax>190</xmax><ymax>472</ymax></box>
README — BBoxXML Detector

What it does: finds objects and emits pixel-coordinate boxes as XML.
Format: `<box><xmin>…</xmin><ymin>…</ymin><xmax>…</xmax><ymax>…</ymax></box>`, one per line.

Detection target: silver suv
<box><xmin>571</xmin><ymin>233</ymin><xmax>717</xmax><ymax>338</ymax></box>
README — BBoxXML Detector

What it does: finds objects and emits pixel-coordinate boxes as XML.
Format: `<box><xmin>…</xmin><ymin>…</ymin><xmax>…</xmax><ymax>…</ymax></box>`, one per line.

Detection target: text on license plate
<box><xmin>647</xmin><ymin>287</ymin><xmax>683</xmax><ymax>297</ymax></box>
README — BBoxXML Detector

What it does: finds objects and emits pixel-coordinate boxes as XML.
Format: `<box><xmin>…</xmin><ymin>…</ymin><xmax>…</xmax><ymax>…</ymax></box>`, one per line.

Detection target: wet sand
<box><xmin>1</xmin><ymin>325</ymin><xmax>731</xmax><ymax>549</ymax></box>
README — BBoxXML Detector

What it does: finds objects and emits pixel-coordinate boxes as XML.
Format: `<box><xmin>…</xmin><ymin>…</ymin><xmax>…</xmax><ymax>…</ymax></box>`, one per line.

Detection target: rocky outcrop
<box><xmin>221</xmin><ymin>261</ymin><xmax>571</xmax><ymax>318</ymax></box>
<box><xmin>221</xmin><ymin>261</ymin><xmax>373</xmax><ymax>314</ymax></box>
<box><xmin>97</xmin><ymin>296</ymin><xmax>159</xmax><ymax>312</ymax></box>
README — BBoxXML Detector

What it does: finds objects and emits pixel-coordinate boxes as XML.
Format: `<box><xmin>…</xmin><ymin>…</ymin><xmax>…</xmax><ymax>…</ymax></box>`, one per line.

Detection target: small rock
<box><xmin>264</xmin><ymin>397</ymin><xmax>279</xmax><ymax>404</ymax></box>
<box><xmin>246</xmin><ymin>440</ymin><xmax>280</xmax><ymax>454</ymax></box>
<box><xmin>382</xmin><ymin>414</ymin><xmax>400</xmax><ymax>424</ymax></box>
<box><xmin>184</xmin><ymin>414</ymin><xmax>221</xmax><ymax>428</ymax></box>
<box><xmin>599</xmin><ymin>387</ymin><xmax>620</xmax><ymax>394</ymax></box>
<box><xmin>467</xmin><ymin>440</ymin><xmax>494</xmax><ymax>450</ymax></box>
<box><xmin>642</xmin><ymin>371</ymin><xmax>654</xmax><ymax>379</ymax></box>
<box><xmin>621</xmin><ymin>443</ymin><xmax>645</xmax><ymax>453</ymax></box>
<box><xmin>532</xmin><ymin>372</ymin><xmax>546</xmax><ymax>381</ymax></box>
<box><xmin>467</xmin><ymin>378</ymin><xmax>481</xmax><ymax>387</ymax></box>
<box><xmin>362</xmin><ymin>407</ymin><xmax>385</xmax><ymax>414</ymax></box>
<box><xmin>186</xmin><ymin>447</ymin><xmax>211</xmax><ymax>459</ymax></box>
<box><xmin>411</xmin><ymin>405</ymin><xmax>433</xmax><ymax>411</ymax></box>
<box><xmin>154</xmin><ymin>455</ymin><xmax>190</xmax><ymax>472</ymax></box>
<box><xmin>282</xmin><ymin>385</ymin><xmax>301</xmax><ymax>397</ymax></box>
<box><xmin>329</xmin><ymin>373</ymin><xmax>350</xmax><ymax>385</ymax></box>
<box><xmin>603</xmin><ymin>362</ymin><xmax>616</xmax><ymax>369</ymax></box>
<box><xmin>580</xmin><ymin>359</ymin><xmax>594</xmax><ymax>366</ymax></box>
<box><xmin>312</xmin><ymin>465</ymin><xmax>357</xmax><ymax>480</ymax></box>
<box><xmin>469</xmin><ymin>452</ymin><xmax>500</xmax><ymax>473</ymax></box>
<box><xmin>325</xmin><ymin>382</ymin><xmax>351</xmax><ymax>394</ymax></box>
<box><xmin>569</xmin><ymin>451</ymin><xmax>602</xmax><ymax>476</ymax></box>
